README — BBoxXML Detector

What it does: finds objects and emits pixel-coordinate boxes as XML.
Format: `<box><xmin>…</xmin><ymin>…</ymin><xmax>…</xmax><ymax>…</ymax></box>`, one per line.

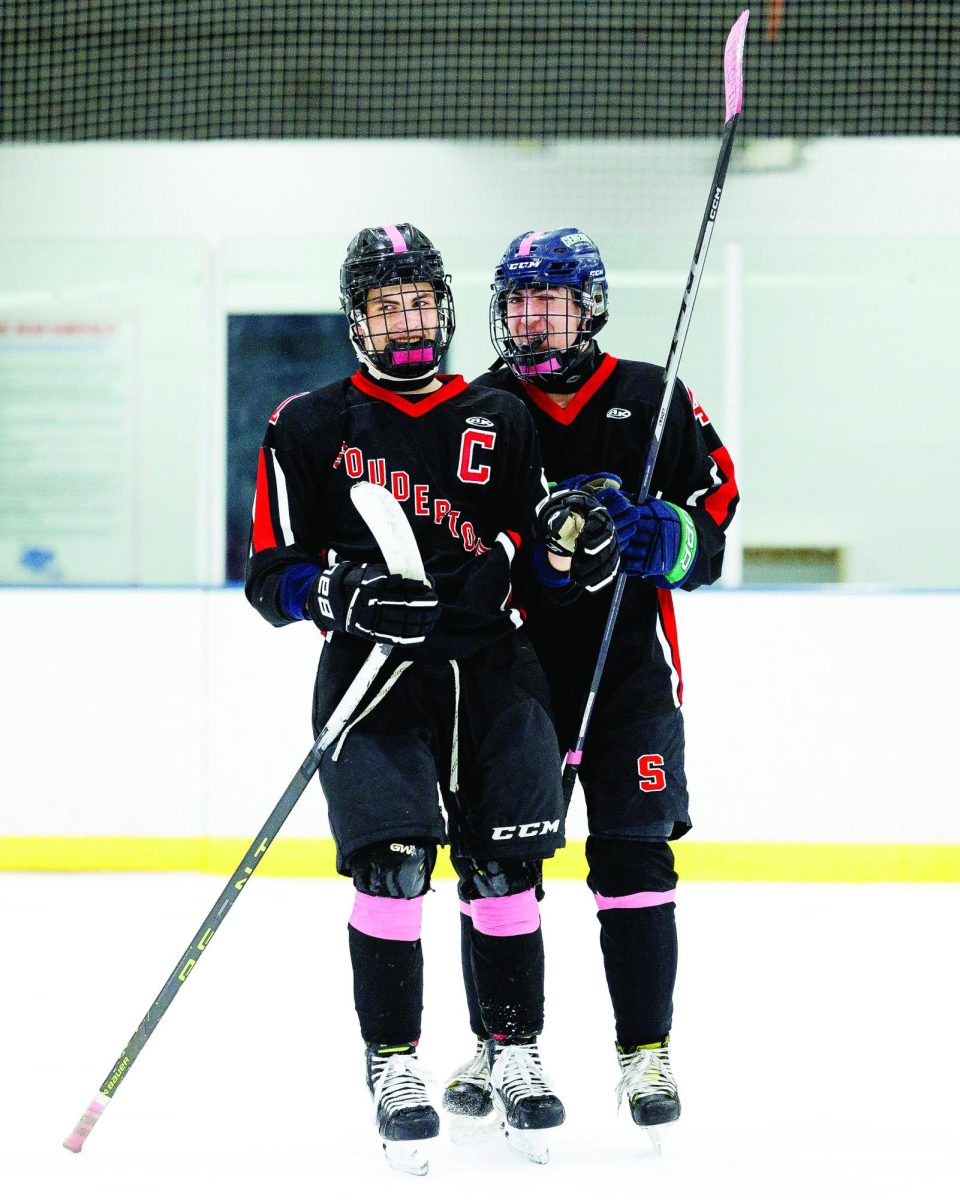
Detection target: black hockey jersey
<box><xmin>472</xmin><ymin>354</ymin><xmax>739</xmax><ymax>714</ymax></box>
<box><xmin>245</xmin><ymin>370</ymin><xmax>549</xmax><ymax>660</ymax></box>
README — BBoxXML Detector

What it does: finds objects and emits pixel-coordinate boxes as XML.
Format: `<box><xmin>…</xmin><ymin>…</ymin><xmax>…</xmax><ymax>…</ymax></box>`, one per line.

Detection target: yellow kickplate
<box><xmin>1</xmin><ymin>836</ymin><xmax>959</xmax><ymax>882</ymax></box>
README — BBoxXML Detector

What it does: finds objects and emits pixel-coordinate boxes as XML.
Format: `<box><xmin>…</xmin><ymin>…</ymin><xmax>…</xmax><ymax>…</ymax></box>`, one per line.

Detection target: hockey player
<box><xmin>245</xmin><ymin>224</ymin><xmax>618</xmax><ymax>1172</ymax></box>
<box><xmin>443</xmin><ymin>228</ymin><xmax>739</xmax><ymax>1147</ymax></box>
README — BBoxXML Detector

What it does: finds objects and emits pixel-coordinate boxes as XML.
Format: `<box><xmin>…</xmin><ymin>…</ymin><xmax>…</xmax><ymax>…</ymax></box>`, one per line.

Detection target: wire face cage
<box><xmin>1</xmin><ymin>1</ymin><xmax>958</xmax><ymax>141</ymax></box>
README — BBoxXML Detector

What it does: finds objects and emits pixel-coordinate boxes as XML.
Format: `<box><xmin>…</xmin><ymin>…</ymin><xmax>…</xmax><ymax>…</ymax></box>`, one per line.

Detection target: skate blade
<box><xmin>504</xmin><ymin>1127</ymin><xmax>551</xmax><ymax>1165</ymax></box>
<box><xmin>382</xmin><ymin>1139</ymin><xmax>431</xmax><ymax>1175</ymax></box>
<box><xmin>449</xmin><ymin>1110</ymin><xmax>505</xmax><ymax>1146</ymax></box>
<box><xmin>645</xmin><ymin>1126</ymin><xmax>664</xmax><ymax>1156</ymax></box>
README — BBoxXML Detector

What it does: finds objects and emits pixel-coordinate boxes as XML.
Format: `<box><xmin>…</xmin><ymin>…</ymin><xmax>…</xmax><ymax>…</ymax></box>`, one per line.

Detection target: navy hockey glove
<box><xmin>557</xmin><ymin>472</ymin><xmax>639</xmax><ymax>551</ymax></box>
<box><xmin>622</xmin><ymin>499</ymin><xmax>698</xmax><ymax>587</ymax></box>
<box><xmin>307</xmin><ymin>560</ymin><xmax>440</xmax><ymax>645</ymax></box>
<box><xmin>535</xmin><ymin>489</ymin><xmax>620</xmax><ymax>593</ymax></box>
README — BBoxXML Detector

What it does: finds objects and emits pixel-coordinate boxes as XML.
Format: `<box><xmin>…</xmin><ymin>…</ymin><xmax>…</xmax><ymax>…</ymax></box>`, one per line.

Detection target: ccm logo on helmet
<box><xmin>466</xmin><ymin>416</ymin><xmax>494</xmax><ymax>428</ymax></box>
<box><xmin>491</xmin><ymin>820</ymin><xmax>561</xmax><ymax>840</ymax></box>
<box><xmin>606</xmin><ymin>407</ymin><xmax>631</xmax><ymax>419</ymax></box>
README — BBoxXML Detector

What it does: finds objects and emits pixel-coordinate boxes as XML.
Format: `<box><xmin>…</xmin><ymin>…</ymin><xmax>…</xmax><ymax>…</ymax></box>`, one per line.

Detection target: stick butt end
<box><xmin>63</xmin><ymin>1095</ymin><xmax>109</xmax><ymax>1154</ymax></box>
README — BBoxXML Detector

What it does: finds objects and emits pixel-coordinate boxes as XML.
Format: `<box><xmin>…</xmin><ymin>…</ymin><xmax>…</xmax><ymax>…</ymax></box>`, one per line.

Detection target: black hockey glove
<box><xmin>306</xmin><ymin>560</ymin><xmax>440</xmax><ymax>645</ymax></box>
<box><xmin>535</xmin><ymin>489</ymin><xmax>620</xmax><ymax>593</ymax></box>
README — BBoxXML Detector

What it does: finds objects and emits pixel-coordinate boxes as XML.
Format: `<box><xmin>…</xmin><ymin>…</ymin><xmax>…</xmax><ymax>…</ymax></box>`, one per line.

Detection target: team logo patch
<box><xmin>466</xmin><ymin>416</ymin><xmax>494</xmax><ymax>428</ymax></box>
<box><xmin>606</xmin><ymin>407</ymin><xmax>631</xmax><ymax>419</ymax></box>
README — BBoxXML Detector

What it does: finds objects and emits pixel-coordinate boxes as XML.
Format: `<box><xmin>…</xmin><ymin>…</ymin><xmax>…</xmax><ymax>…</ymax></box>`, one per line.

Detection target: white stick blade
<box><xmin>350</xmin><ymin>482</ymin><xmax>426</xmax><ymax>583</ymax></box>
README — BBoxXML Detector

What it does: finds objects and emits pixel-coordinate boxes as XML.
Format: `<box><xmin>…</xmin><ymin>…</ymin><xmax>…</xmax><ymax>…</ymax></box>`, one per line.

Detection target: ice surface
<box><xmin>4</xmin><ymin>872</ymin><xmax>958</xmax><ymax>1198</ymax></box>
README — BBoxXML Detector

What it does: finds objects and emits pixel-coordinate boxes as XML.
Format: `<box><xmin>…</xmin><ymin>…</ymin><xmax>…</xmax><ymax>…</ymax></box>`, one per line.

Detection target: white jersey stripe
<box><xmin>270</xmin><ymin>447</ymin><xmax>295</xmax><ymax>546</ymax></box>
<box><xmin>654</xmin><ymin>599</ymin><xmax>682</xmax><ymax>708</ymax></box>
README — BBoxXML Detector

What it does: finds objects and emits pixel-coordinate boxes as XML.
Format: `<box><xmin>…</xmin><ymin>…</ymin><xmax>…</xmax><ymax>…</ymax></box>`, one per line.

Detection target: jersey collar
<box><xmin>351</xmin><ymin>370</ymin><xmax>469</xmax><ymax>416</ymax></box>
<box><xmin>519</xmin><ymin>354</ymin><xmax>618</xmax><ymax>425</ymax></box>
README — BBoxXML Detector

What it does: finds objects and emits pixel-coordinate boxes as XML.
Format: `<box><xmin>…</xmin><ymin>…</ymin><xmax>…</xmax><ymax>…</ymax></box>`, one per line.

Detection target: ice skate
<box><xmin>615</xmin><ymin>1038</ymin><xmax>680</xmax><ymax>1154</ymax></box>
<box><xmin>366</xmin><ymin>1042</ymin><xmax>440</xmax><ymax>1175</ymax></box>
<box><xmin>442</xmin><ymin>1036</ymin><xmax>503</xmax><ymax>1144</ymax></box>
<box><xmin>489</xmin><ymin>1037</ymin><xmax>565</xmax><ymax>1164</ymax></box>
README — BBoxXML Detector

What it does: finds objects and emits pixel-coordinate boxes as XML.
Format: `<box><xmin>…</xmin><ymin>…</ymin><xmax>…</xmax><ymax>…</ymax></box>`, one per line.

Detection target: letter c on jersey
<box><xmin>458</xmin><ymin>429</ymin><xmax>497</xmax><ymax>485</ymax></box>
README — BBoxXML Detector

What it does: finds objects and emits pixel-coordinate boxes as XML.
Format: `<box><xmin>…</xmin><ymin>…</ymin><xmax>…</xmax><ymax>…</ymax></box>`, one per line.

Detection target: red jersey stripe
<box><xmin>520</xmin><ymin>354</ymin><xmax>619</xmax><ymax>426</ymax></box>
<box><xmin>351</xmin><ymin>371</ymin><xmax>469</xmax><ymax>415</ymax></box>
<box><xmin>252</xmin><ymin>447</ymin><xmax>277</xmax><ymax>552</ymax></box>
<box><xmin>704</xmin><ymin>445</ymin><xmax>738</xmax><ymax>526</ymax></box>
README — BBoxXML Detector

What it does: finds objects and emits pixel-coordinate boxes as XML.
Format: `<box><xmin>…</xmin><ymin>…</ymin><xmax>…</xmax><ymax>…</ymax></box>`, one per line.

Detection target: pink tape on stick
<box><xmin>63</xmin><ymin>1094</ymin><xmax>109</xmax><ymax>1153</ymax></box>
<box><xmin>724</xmin><ymin>10</ymin><xmax>750</xmax><ymax>122</ymax></box>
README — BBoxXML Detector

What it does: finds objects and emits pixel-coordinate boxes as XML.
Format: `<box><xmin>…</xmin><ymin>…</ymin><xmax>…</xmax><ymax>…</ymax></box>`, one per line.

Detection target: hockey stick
<box><xmin>63</xmin><ymin>482</ymin><xmax>424</xmax><ymax>1153</ymax></box>
<box><xmin>561</xmin><ymin>10</ymin><xmax>750</xmax><ymax>805</ymax></box>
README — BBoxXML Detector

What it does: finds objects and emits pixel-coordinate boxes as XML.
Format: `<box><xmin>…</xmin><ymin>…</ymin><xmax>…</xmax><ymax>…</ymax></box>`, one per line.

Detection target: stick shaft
<box><xmin>63</xmin><ymin>640</ymin><xmax>390</xmax><ymax>1152</ymax></box>
<box><xmin>562</xmin><ymin>14</ymin><xmax>749</xmax><ymax>804</ymax></box>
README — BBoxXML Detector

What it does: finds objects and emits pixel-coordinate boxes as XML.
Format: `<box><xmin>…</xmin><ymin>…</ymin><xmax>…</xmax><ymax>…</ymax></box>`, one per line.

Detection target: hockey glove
<box><xmin>307</xmin><ymin>560</ymin><xmax>440</xmax><ymax>645</ymax></box>
<box><xmin>557</xmin><ymin>472</ymin><xmax>639</xmax><ymax>551</ymax></box>
<box><xmin>622</xmin><ymin>499</ymin><xmax>698</xmax><ymax>587</ymax></box>
<box><xmin>535</xmin><ymin>489</ymin><xmax>620</xmax><ymax>593</ymax></box>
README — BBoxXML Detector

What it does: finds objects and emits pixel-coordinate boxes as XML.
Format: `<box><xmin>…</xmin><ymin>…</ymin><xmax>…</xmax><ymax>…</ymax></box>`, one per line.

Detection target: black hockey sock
<box><xmin>348</xmin><ymin>924</ymin><xmax>423</xmax><ymax>1045</ymax></box>
<box><xmin>459</xmin><ymin>912</ymin><xmax>489</xmax><ymax>1039</ymax></box>
<box><xmin>469</xmin><ymin>925</ymin><xmax>545</xmax><ymax>1041</ymax></box>
<box><xmin>598</xmin><ymin>905</ymin><xmax>678</xmax><ymax>1047</ymax></box>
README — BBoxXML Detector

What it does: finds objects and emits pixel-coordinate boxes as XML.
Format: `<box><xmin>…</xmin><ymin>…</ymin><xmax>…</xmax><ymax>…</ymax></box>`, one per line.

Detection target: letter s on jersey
<box><xmin>458</xmin><ymin>428</ymin><xmax>497</xmax><ymax>485</ymax></box>
<box><xmin>637</xmin><ymin>753</ymin><xmax>667</xmax><ymax>792</ymax></box>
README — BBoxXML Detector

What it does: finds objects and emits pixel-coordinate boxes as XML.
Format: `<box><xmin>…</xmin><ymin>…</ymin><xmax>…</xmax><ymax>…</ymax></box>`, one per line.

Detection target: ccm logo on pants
<box><xmin>492</xmin><ymin>820</ymin><xmax>561</xmax><ymax>841</ymax></box>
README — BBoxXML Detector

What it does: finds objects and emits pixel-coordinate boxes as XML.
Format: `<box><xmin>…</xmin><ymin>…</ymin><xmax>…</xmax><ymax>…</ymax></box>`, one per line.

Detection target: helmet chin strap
<box><xmin>361</xmin><ymin>354</ymin><xmax>439</xmax><ymax>388</ymax></box>
<box><xmin>522</xmin><ymin>339</ymin><xmax>599</xmax><ymax>393</ymax></box>
<box><xmin>352</xmin><ymin>312</ymin><xmax>440</xmax><ymax>388</ymax></box>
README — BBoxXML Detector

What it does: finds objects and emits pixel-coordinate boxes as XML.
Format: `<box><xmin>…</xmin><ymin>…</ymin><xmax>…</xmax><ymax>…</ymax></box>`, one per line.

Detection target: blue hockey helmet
<box><xmin>340</xmin><ymin>222</ymin><xmax>455</xmax><ymax>382</ymax></box>
<box><xmin>489</xmin><ymin>227</ymin><xmax>608</xmax><ymax>383</ymax></box>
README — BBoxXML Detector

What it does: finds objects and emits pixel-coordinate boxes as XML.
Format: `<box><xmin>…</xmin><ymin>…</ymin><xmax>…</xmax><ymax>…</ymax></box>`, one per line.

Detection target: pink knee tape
<box><xmin>349</xmin><ymin>892</ymin><xmax>424</xmax><ymax>941</ymax></box>
<box><xmin>594</xmin><ymin>888</ymin><xmax>677</xmax><ymax>910</ymax></box>
<box><xmin>469</xmin><ymin>888</ymin><xmax>540</xmax><ymax>936</ymax></box>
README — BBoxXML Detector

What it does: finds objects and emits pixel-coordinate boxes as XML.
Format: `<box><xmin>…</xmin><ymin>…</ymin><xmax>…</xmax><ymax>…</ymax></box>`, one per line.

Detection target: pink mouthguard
<box><xmin>517</xmin><ymin>357</ymin><xmax>561</xmax><ymax>376</ymax></box>
<box><xmin>391</xmin><ymin>347</ymin><xmax>434</xmax><ymax>364</ymax></box>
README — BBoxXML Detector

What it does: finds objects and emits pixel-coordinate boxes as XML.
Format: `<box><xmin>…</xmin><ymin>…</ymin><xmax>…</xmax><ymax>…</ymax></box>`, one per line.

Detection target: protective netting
<box><xmin>2</xmin><ymin>1</ymin><xmax>957</xmax><ymax>141</ymax></box>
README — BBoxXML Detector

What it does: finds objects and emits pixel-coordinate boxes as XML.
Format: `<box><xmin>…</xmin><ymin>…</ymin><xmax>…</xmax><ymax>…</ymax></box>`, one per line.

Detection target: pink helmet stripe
<box><xmin>518</xmin><ymin>230</ymin><xmax>546</xmax><ymax>257</ymax></box>
<box><xmin>382</xmin><ymin>224</ymin><xmax>408</xmax><ymax>253</ymax></box>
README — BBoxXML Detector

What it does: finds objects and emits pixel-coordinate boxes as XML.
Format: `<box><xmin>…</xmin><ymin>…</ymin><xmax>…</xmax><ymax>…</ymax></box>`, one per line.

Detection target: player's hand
<box><xmin>557</xmin><ymin>472</ymin><xmax>639</xmax><ymax>551</ymax></box>
<box><xmin>309</xmin><ymin>560</ymin><xmax>440</xmax><ymax>644</ymax></box>
<box><xmin>535</xmin><ymin>489</ymin><xmax>620</xmax><ymax>593</ymax></box>
<box><xmin>622</xmin><ymin>499</ymin><xmax>697</xmax><ymax>585</ymax></box>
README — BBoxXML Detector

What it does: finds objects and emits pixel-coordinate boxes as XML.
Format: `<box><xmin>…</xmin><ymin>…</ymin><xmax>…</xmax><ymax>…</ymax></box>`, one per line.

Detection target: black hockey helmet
<box><xmin>489</xmin><ymin>227</ymin><xmax>608</xmax><ymax>388</ymax></box>
<box><xmin>340</xmin><ymin>223</ymin><xmax>455</xmax><ymax>382</ymax></box>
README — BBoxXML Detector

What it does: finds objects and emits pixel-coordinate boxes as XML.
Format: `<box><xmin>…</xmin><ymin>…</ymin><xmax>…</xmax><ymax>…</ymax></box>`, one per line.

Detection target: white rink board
<box><xmin>1</xmin><ymin>586</ymin><xmax>958</xmax><ymax>843</ymax></box>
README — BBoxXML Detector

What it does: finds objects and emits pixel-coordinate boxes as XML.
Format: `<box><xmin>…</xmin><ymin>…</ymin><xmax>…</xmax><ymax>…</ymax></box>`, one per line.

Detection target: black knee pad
<box><xmin>452</xmin><ymin>856</ymin><xmax>542</xmax><ymax>902</ymax></box>
<box><xmin>350</xmin><ymin>840</ymin><xmax>437</xmax><ymax>899</ymax></box>
<box><xmin>585</xmin><ymin>836</ymin><xmax>677</xmax><ymax>897</ymax></box>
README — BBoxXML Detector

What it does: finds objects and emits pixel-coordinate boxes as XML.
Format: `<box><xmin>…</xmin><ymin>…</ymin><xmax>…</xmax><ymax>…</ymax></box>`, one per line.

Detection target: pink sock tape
<box><xmin>349</xmin><ymin>892</ymin><xmax>424</xmax><ymax>941</ymax></box>
<box><xmin>470</xmin><ymin>888</ymin><xmax>540</xmax><ymax>936</ymax></box>
<box><xmin>594</xmin><ymin>888</ymin><xmax>677</xmax><ymax>911</ymax></box>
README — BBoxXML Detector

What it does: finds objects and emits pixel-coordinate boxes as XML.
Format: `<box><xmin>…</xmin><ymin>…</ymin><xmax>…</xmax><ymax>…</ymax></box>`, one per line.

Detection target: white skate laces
<box><xmin>366</xmin><ymin>1046</ymin><xmax>439</xmax><ymax>1176</ymax></box>
<box><xmin>370</xmin><ymin>1050</ymin><xmax>434</xmax><ymax>1117</ymax></box>
<box><xmin>615</xmin><ymin>1041</ymin><xmax>678</xmax><ymax>1111</ymax></box>
<box><xmin>490</xmin><ymin>1040</ymin><xmax>557</xmax><ymax>1106</ymax></box>
<box><xmin>615</xmin><ymin>1039</ymin><xmax>680</xmax><ymax>1153</ymax></box>
<box><xmin>489</xmin><ymin>1038</ymin><xmax>565</xmax><ymax>1164</ymax></box>
<box><xmin>447</xmin><ymin>1037</ymin><xmax>492</xmax><ymax>1095</ymax></box>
